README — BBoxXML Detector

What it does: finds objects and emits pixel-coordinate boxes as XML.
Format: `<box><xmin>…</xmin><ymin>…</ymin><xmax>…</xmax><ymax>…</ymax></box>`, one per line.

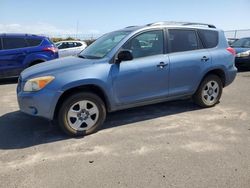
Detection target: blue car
<box><xmin>0</xmin><ymin>34</ymin><xmax>58</xmax><ymax>78</ymax></box>
<box><xmin>17</xmin><ymin>22</ymin><xmax>237</xmax><ymax>136</ymax></box>
<box><xmin>231</xmin><ymin>37</ymin><xmax>250</xmax><ymax>68</ymax></box>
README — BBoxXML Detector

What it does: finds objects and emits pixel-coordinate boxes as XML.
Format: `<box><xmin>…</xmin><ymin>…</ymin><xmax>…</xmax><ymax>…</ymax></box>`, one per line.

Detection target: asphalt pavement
<box><xmin>0</xmin><ymin>72</ymin><xmax>250</xmax><ymax>188</ymax></box>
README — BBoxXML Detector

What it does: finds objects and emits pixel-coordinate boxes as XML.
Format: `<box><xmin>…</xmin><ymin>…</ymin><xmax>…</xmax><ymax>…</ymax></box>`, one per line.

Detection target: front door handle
<box><xmin>157</xmin><ymin>62</ymin><xmax>168</xmax><ymax>69</ymax></box>
<box><xmin>201</xmin><ymin>56</ymin><xmax>210</xmax><ymax>62</ymax></box>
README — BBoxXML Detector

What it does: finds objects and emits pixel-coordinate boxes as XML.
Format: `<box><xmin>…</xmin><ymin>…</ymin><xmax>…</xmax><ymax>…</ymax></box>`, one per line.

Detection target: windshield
<box><xmin>231</xmin><ymin>38</ymin><xmax>250</xmax><ymax>48</ymax></box>
<box><xmin>55</xmin><ymin>42</ymin><xmax>61</xmax><ymax>47</ymax></box>
<box><xmin>79</xmin><ymin>31</ymin><xmax>130</xmax><ymax>59</ymax></box>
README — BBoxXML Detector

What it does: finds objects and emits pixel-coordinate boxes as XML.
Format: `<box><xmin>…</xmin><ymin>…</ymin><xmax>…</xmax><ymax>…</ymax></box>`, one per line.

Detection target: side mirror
<box><xmin>116</xmin><ymin>50</ymin><xmax>133</xmax><ymax>63</ymax></box>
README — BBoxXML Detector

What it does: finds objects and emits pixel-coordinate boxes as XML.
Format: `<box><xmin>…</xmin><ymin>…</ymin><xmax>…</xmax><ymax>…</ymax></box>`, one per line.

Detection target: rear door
<box><xmin>67</xmin><ymin>42</ymin><xmax>77</xmax><ymax>56</ymax></box>
<box><xmin>0</xmin><ymin>37</ymin><xmax>28</xmax><ymax>78</ymax></box>
<box><xmin>74</xmin><ymin>42</ymin><xmax>83</xmax><ymax>54</ymax></box>
<box><xmin>58</xmin><ymin>42</ymin><xmax>70</xmax><ymax>57</ymax></box>
<box><xmin>167</xmin><ymin>29</ymin><xmax>211</xmax><ymax>96</ymax></box>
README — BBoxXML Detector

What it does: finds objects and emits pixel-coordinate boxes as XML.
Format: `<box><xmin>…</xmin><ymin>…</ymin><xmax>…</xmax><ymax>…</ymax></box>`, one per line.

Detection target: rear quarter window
<box><xmin>26</xmin><ymin>38</ymin><xmax>42</xmax><ymax>47</ymax></box>
<box><xmin>2</xmin><ymin>37</ymin><xmax>27</xmax><ymax>50</ymax></box>
<box><xmin>76</xmin><ymin>42</ymin><xmax>82</xmax><ymax>47</ymax></box>
<box><xmin>198</xmin><ymin>30</ymin><xmax>219</xmax><ymax>48</ymax></box>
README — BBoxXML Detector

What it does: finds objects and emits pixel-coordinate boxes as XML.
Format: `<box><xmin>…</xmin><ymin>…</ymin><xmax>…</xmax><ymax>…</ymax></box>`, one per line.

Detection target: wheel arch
<box><xmin>201</xmin><ymin>68</ymin><xmax>226</xmax><ymax>87</ymax></box>
<box><xmin>53</xmin><ymin>84</ymin><xmax>111</xmax><ymax>120</ymax></box>
<box><xmin>28</xmin><ymin>59</ymin><xmax>46</xmax><ymax>67</ymax></box>
<box><xmin>193</xmin><ymin>69</ymin><xmax>224</xmax><ymax>108</ymax></box>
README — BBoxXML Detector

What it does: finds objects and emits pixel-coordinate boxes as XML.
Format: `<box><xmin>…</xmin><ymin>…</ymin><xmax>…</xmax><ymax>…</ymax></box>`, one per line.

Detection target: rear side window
<box><xmin>26</xmin><ymin>38</ymin><xmax>42</xmax><ymax>47</ymax></box>
<box><xmin>2</xmin><ymin>37</ymin><xmax>27</xmax><ymax>50</ymax></box>
<box><xmin>168</xmin><ymin>29</ymin><xmax>200</xmax><ymax>53</ymax></box>
<box><xmin>198</xmin><ymin>30</ymin><xmax>218</xmax><ymax>48</ymax></box>
<box><xmin>67</xmin><ymin>42</ymin><xmax>75</xmax><ymax>48</ymax></box>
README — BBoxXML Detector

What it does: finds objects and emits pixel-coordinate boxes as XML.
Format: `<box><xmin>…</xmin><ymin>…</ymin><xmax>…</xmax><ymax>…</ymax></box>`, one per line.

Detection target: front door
<box><xmin>112</xmin><ymin>30</ymin><xmax>170</xmax><ymax>105</ymax></box>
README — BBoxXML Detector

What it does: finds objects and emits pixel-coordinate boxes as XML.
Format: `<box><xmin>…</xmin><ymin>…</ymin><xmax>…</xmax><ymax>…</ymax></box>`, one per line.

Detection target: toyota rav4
<box><xmin>17</xmin><ymin>22</ymin><xmax>237</xmax><ymax>136</ymax></box>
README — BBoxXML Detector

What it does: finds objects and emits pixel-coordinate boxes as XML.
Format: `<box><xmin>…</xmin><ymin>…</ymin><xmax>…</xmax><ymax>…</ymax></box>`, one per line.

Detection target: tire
<box><xmin>29</xmin><ymin>60</ymin><xmax>44</xmax><ymax>67</ymax></box>
<box><xmin>57</xmin><ymin>92</ymin><xmax>106</xmax><ymax>137</ymax></box>
<box><xmin>193</xmin><ymin>74</ymin><xmax>223</xmax><ymax>108</ymax></box>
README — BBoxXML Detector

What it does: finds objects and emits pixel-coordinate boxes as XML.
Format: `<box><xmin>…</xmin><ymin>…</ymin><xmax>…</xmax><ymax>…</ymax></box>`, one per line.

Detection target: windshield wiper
<box><xmin>78</xmin><ymin>54</ymin><xmax>86</xmax><ymax>59</ymax></box>
<box><xmin>79</xmin><ymin>54</ymin><xmax>102</xmax><ymax>59</ymax></box>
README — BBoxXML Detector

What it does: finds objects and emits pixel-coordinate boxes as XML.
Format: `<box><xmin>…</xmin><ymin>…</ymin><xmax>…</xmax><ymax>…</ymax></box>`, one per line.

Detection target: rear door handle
<box><xmin>157</xmin><ymin>62</ymin><xmax>168</xmax><ymax>69</ymax></box>
<box><xmin>201</xmin><ymin>56</ymin><xmax>210</xmax><ymax>62</ymax></box>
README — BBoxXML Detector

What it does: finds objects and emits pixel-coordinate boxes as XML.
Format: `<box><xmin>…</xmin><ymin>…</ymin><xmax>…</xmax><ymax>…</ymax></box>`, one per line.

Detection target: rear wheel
<box><xmin>193</xmin><ymin>74</ymin><xmax>223</xmax><ymax>108</ymax></box>
<box><xmin>57</xmin><ymin>92</ymin><xmax>106</xmax><ymax>137</ymax></box>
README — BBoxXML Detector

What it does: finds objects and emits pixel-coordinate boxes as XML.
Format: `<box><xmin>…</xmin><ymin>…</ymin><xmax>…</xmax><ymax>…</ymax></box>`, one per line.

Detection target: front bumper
<box><xmin>235</xmin><ymin>57</ymin><xmax>250</xmax><ymax>67</ymax></box>
<box><xmin>17</xmin><ymin>85</ymin><xmax>62</xmax><ymax>120</ymax></box>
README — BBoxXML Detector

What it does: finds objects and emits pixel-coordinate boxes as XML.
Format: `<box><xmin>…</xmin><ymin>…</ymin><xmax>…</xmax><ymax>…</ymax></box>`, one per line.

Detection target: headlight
<box><xmin>236</xmin><ymin>50</ymin><xmax>250</xmax><ymax>58</ymax></box>
<box><xmin>23</xmin><ymin>76</ymin><xmax>55</xmax><ymax>92</ymax></box>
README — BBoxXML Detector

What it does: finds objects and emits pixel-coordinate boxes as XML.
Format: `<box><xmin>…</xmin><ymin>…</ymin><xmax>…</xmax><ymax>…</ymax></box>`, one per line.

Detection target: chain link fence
<box><xmin>46</xmin><ymin>33</ymin><xmax>101</xmax><ymax>41</ymax></box>
<box><xmin>45</xmin><ymin>29</ymin><xmax>250</xmax><ymax>41</ymax></box>
<box><xmin>224</xmin><ymin>29</ymin><xmax>250</xmax><ymax>39</ymax></box>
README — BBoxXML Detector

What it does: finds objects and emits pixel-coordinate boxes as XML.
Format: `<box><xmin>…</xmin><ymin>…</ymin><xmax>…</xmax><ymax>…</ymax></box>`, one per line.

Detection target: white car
<box><xmin>55</xmin><ymin>41</ymin><xmax>87</xmax><ymax>57</ymax></box>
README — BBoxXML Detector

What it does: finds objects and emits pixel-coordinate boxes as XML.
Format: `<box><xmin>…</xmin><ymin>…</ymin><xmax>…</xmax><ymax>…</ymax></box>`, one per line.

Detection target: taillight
<box><xmin>226</xmin><ymin>47</ymin><xmax>236</xmax><ymax>56</ymax></box>
<box><xmin>43</xmin><ymin>46</ymin><xmax>58</xmax><ymax>53</ymax></box>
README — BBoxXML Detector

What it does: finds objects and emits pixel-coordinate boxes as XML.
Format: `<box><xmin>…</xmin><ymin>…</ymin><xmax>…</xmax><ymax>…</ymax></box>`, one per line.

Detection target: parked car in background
<box><xmin>231</xmin><ymin>37</ymin><xmax>250</xmax><ymax>68</ymax></box>
<box><xmin>227</xmin><ymin>38</ymin><xmax>238</xmax><ymax>45</ymax></box>
<box><xmin>0</xmin><ymin>34</ymin><xmax>58</xmax><ymax>79</ymax></box>
<box><xmin>17</xmin><ymin>22</ymin><xmax>237</xmax><ymax>137</ymax></box>
<box><xmin>55</xmin><ymin>41</ymin><xmax>87</xmax><ymax>57</ymax></box>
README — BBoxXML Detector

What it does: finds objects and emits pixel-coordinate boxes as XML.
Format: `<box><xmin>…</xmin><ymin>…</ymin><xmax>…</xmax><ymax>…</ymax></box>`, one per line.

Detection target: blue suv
<box><xmin>230</xmin><ymin>37</ymin><xmax>250</xmax><ymax>68</ymax></box>
<box><xmin>17</xmin><ymin>22</ymin><xmax>237</xmax><ymax>136</ymax></box>
<box><xmin>0</xmin><ymin>34</ymin><xmax>58</xmax><ymax>78</ymax></box>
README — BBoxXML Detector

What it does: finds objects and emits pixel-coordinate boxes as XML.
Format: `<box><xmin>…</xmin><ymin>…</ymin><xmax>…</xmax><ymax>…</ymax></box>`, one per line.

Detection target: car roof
<box><xmin>0</xmin><ymin>33</ymin><xmax>46</xmax><ymax>38</ymax></box>
<box><xmin>117</xmin><ymin>21</ymin><xmax>218</xmax><ymax>33</ymax></box>
<box><xmin>147</xmin><ymin>21</ymin><xmax>216</xmax><ymax>28</ymax></box>
<box><xmin>56</xmin><ymin>41</ymin><xmax>86</xmax><ymax>43</ymax></box>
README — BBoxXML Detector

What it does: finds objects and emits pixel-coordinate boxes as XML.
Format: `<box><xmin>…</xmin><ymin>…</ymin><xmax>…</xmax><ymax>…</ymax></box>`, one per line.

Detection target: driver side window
<box><xmin>123</xmin><ymin>30</ymin><xmax>164</xmax><ymax>59</ymax></box>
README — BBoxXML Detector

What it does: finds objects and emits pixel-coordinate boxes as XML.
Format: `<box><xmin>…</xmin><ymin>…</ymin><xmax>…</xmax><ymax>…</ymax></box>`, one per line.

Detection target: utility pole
<box><xmin>76</xmin><ymin>20</ymin><xmax>79</xmax><ymax>39</ymax></box>
<box><xmin>234</xmin><ymin>30</ymin><xmax>237</xmax><ymax>39</ymax></box>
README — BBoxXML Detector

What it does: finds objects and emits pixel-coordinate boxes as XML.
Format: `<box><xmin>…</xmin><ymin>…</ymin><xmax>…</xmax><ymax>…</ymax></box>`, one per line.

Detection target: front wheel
<box><xmin>193</xmin><ymin>74</ymin><xmax>223</xmax><ymax>108</ymax></box>
<box><xmin>57</xmin><ymin>92</ymin><xmax>106</xmax><ymax>137</ymax></box>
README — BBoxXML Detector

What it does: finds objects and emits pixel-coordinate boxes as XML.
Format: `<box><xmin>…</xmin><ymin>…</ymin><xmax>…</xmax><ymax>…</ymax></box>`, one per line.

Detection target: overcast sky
<box><xmin>0</xmin><ymin>0</ymin><xmax>250</xmax><ymax>35</ymax></box>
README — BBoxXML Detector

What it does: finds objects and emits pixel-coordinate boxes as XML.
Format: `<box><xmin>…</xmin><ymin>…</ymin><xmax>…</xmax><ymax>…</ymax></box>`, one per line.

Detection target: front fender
<box><xmin>59</xmin><ymin>78</ymin><xmax>114</xmax><ymax>110</ymax></box>
<box><xmin>61</xmin><ymin>78</ymin><xmax>108</xmax><ymax>92</ymax></box>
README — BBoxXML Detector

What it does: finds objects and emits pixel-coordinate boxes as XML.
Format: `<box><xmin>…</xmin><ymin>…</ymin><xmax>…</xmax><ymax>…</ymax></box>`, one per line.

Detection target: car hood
<box><xmin>233</xmin><ymin>47</ymin><xmax>250</xmax><ymax>54</ymax></box>
<box><xmin>21</xmin><ymin>56</ymin><xmax>97</xmax><ymax>80</ymax></box>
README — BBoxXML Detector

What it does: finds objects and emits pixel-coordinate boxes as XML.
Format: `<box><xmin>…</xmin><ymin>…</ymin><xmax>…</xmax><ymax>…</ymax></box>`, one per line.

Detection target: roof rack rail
<box><xmin>147</xmin><ymin>21</ymin><xmax>216</xmax><ymax>28</ymax></box>
<box><xmin>182</xmin><ymin>22</ymin><xmax>216</xmax><ymax>28</ymax></box>
<box><xmin>125</xmin><ymin>26</ymin><xmax>138</xmax><ymax>28</ymax></box>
